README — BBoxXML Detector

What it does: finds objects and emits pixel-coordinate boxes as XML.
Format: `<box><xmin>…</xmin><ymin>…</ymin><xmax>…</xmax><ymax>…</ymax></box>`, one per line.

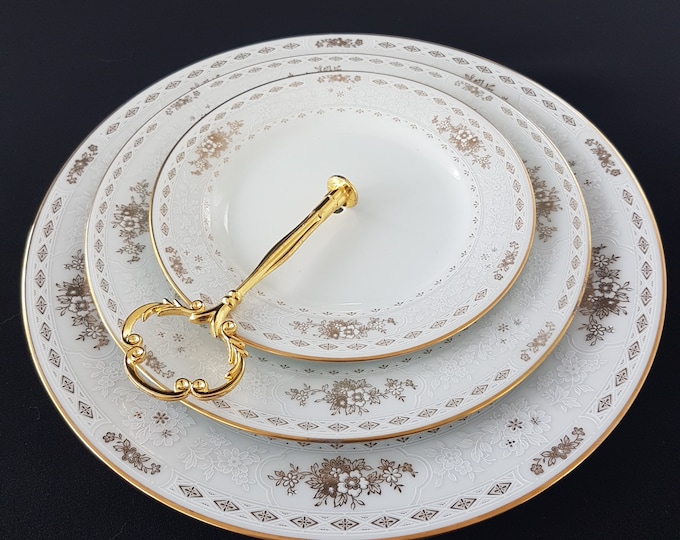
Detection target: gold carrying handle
<box><xmin>121</xmin><ymin>176</ymin><xmax>358</xmax><ymax>401</ymax></box>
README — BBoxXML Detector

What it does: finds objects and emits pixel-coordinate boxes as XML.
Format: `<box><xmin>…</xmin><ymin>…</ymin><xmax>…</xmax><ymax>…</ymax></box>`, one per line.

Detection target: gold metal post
<box><xmin>121</xmin><ymin>176</ymin><xmax>358</xmax><ymax>401</ymax></box>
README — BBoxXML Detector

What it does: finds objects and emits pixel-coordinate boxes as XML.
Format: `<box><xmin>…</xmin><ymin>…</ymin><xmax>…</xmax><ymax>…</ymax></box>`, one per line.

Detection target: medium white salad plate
<box><xmin>85</xmin><ymin>57</ymin><xmax>587</xmax><ymax>441</ymax></box>
<box><xmin>149</xmin><ymin>71</ymin><xmax>535</xmax><ymax>360</ymax></box>
<box><xmin>24</xmin><ymin>35</ymin><xmax>665</xmax><ymax>538</ymax></box>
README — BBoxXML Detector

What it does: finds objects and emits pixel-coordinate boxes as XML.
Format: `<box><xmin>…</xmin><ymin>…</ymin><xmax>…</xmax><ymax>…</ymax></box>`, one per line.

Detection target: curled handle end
<box><xmin>121</xmin><ymin>299</ymin><xmax>247</xmax><ymax>401</ymax></box>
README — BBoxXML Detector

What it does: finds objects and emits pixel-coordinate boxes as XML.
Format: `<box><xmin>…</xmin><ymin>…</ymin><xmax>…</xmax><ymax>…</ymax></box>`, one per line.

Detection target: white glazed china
<box><xmin>24</xmin><ymin>35</ymin><xmax>665</xmax><ymax>539</ymax></box>
<box><xmin>86</xmin><ymin>58</ymin><xmax>587</xmax><ymax>441</ymax></box>
<box><xmin>150</xmin><ymin>71</ymin><xmax>535</xmax><ymax>360</ymax></box>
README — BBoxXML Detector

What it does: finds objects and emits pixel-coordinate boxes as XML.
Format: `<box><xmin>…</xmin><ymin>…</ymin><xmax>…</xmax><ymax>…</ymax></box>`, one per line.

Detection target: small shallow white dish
<box><xmin>149</xmin><ymin>71</ymin><xmax>535</xmax><ymax>360</ymax></box>
<box><xmin>85</xmin><ymin>55</ymin><xmax>588</xmax><ymax>441</ymax></box>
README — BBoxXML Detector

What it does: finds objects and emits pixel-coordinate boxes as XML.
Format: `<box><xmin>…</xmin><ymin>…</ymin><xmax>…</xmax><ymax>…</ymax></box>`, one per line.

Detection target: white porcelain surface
<box><xmin>24</xmin><ymin>35</ymin><xmax>664</xmax><ymax>538</ymax></box>
<box><xmin>150</xmin><ymin>71</ymin><xmax>535</xmax><ymax>360</ymax></box>
<box><xmin>86</xmin><ymin>56</ymin><xmax>587</xmax><ymax>441</ymax></box>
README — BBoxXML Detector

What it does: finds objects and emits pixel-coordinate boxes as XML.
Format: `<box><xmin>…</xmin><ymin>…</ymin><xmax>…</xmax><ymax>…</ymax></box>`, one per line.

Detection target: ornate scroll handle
<box><xmin>122</xmin><ymin>176</ymin><xmax>358</xmax><ymax>401</ymax></box>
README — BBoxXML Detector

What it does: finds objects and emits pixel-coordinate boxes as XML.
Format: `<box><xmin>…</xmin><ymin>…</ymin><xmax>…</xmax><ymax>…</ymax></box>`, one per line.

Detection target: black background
<box><xmin>2</xmin><ymin>1</ymin><xmax>678</xmax><ymax>538</ymax></box>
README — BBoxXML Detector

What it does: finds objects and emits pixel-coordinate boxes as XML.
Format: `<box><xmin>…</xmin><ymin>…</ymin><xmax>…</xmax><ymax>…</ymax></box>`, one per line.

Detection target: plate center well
<box><xmin>205</xmin><ymin>109</ymin><xmax>476</xmax><ymax>311</ymax></box>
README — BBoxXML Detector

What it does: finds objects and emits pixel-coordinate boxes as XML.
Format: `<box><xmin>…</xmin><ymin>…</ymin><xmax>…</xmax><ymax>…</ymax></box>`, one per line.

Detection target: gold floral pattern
<box><xmin>66</xmin><ymin>144</ymin><xmax>98</xmax><ymax>184</ymax></box>
<box><xmin>111</xmin><ymin>180</ymin><xmax>150</xmax><ymax>263</ymax></box>
<box><xmin>269</xmin><ymin>457</ymin><xmax>416</xmax><ymax>508</ymax></box>
<box><xmin>317</xmin><ymin>73</ymin><xmax>362</xmax><ymax>84</ymax></box>
<box><xmin>189</xmin><ymin>120</ymin><xmax>244</xmax><ymax>174</ymax></box>
<box><xmin>520</xmin><ymin>321</ymin><xmax>556</xmax><ymax>361</ymax></box>
<box><xmin>528</xmin><ymin>165</ymin><xmax>562</xmax><ymax>241</ymax></box>
<box><xmin>165</xmin><ymin>90</ymin><xmax>200</xmax><ymax>115</ymax></box>
<box><xmin>55</xmin><ymin>250</ymin><xmax>109</xmax><ymax>349</ymax></box>
<box><xmin>431</xmin><ymin>115</ymin><xmax>491</xmax><ymax>169</ymax></box>
<box><xmin>579</xmin><ymin>245</ymin><xmax>631</xmax><ymax>345</ymax></box>
<box><xmin>530</xmin><ymin>427</ymin><xmax>585</xmax><ymax>475</ymax></box>
<box><xmin>494</xmin><ymin>241</ymin><xmax>520</xmax><ymax>280</ymax></box>
<box><xmin>286</xmin><ymin>378</ymin><xmax>416</xmax><ymax>415</ymax></box>
<box><xmin>315</xmin><ymin>37</ymin><xmax>364</xmax><ymax>48</ymax></box>
<box><xmin>103</xmin><ymin>432</ymin><xmax>161</xmax><ymax>475</ymax></box>
<box><xmin>290</xmin><ymin>317</ymin><xmax>396</xmax><ymax>340</ymax></box>
<box><xmin>144</xmin><ymin>350</ymin><xmax>175</xmax><ymax>379</ymax></box>
<box><xmin>164</xmin><ymin>246</ymin><xmax>194</xmax><ymax>284</ymax></box>
<box><xmin>455</xmin><ymin>75</ymin><xmax>494</xmax><ymax>101</ymax></box>
<box><xmin>585</xmin><ymin>139</ymin><xmax>621</xmax><ymax>176</ymax></box>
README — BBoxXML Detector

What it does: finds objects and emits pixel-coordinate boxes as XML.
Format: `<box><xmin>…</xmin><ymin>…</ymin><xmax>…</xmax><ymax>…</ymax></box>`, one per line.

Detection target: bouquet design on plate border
<box><xmin>578</xmin><ymin>244</ymin><xmax>631</xmax><ymax>344</ymax></box>
<box><xmin>111</xmin><ymin>180</ymin><xmax>150</xmax><ymax>264</ymax></box>
<box><xmin>286</xmin><ymin>377</ymin><xmax>417</xmax><ymax>415</ymax></box>
<box><xmin>269</xmin><ymin>457</ymin><xmax>416</xmax><ymax>508</ymax></box>
<box><xmin>55</xmin><ymin>249</ymin><xmax>109</xmax><ymax>349</ymax></box>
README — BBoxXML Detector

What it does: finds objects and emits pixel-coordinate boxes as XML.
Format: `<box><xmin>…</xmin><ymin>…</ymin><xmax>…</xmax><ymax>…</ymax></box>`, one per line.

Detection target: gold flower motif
<box><xmin>55</xmin><ymin>250</ymin><xmax>109</xmax><ymax>349</ymax></box>
<box><xmin>188</xmin><ymin>121</ymin><xmax>244</xmax><ymax>174</ymax></box>
<box><xmin>103</xmin><ymin>432</ymin><xmax>161</xmax><ymax>475</ymax></box>
<box><xmin>579</xmin><ymin>245</ymin><xmax>631</xmax><ymax>345</ymax></box>
<box><xmin>111</xmin><ymin>180</ymin><xmax>150</xmax><ymax>263</ymax></box>
<box><xmin>286</xmin><ymin>378</ymin><xmax>416</xmax><ymax>415</ymax></box>
<box><xmin>432</xmin><ymin>115</ymin><xmax>491</xmax><ymax>169</ymax></box>
<box><xmin>269</xmin><ymin>456</ymin><xmax>416</xmax><ymax>508</ymax></box>
<box><xmin>531</xmin><ymin>427</ymin><xmax>585</xmax><ymax>475</ymax></box>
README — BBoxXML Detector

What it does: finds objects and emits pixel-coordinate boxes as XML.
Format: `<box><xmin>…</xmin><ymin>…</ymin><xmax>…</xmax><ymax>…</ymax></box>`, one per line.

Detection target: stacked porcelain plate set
<box><xmin>23</xmin><ymin>35</ymin><xmax>665</xmax><ymax>538</ymax></box>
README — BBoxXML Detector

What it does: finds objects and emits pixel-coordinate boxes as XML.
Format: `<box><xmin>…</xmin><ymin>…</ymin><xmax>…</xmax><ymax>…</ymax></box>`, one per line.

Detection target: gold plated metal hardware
<box><xmin>122</xmin><ymin>175</ymin><xmax>358</xmax><ymax>401</ymax></box>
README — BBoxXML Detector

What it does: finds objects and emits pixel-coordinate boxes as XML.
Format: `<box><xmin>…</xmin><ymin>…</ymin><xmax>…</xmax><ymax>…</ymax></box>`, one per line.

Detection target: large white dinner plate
<box><xmin>86</xmin><ymin>57</ymin><xmax>587</xmax><ymax>441</ymax></box>
<box><xmin>149</xmin><ymin>70</ymin><xmax>535</xmax><ymax>360</ymax></box>
<box><xmin>23</xmin><ymin>35</ymin><xmax>665</xmax><ymax>538</ymax></box>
